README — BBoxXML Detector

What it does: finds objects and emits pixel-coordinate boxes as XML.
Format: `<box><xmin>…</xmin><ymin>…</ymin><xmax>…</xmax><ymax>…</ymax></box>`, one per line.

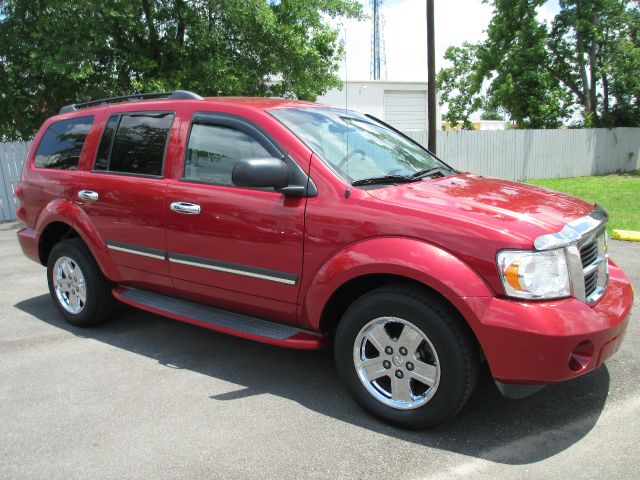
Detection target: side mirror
<box><xmin>232</xmin><ymin>158</ymin><xmax>289</xmax><ymax>189</ymax></box>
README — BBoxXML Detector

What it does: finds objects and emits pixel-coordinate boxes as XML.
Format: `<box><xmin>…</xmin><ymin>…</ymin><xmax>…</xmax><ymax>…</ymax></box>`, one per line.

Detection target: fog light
<box><xmin>568</xmin><ymin>341</ymin><xmax>594</xmax><ymax>372</ymax></box>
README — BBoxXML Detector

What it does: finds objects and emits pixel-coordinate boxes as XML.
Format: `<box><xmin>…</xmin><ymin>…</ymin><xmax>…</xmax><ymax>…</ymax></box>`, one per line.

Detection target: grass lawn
<box><xmin>526</xmin><ymin>170</ymin><xmax>640</xmax><ymax>234</ymax></box>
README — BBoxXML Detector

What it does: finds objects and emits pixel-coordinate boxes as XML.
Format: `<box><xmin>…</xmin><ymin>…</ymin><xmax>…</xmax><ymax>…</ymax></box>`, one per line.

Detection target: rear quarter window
<box><xmin>34</xmin><ymin>116</ymin><xmax>94</xmax><ymax>170</ymax></box>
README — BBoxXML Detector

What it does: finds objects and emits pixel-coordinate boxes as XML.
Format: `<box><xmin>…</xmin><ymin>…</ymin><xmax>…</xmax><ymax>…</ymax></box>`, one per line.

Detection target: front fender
<box><xmin>36</xmin><ymin>198</ymin><xmax>121</xmax><ymax>281</ymax></box>
<box><xmin>301</xmin><ymin>237</ymin><xmax>493</xmax><ymax>332</ymax></box>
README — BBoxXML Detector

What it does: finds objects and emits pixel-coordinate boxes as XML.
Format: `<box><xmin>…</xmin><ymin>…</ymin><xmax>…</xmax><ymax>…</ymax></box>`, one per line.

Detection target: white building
<box><xmin>316</xmin><ymin>80</ymin><xmax>441</xmax><ymax>133</ymax></box>
<box><xmin>477</xmin><ymin>120</ymin><xmax>510</xmax><ymax>131</ymax></box>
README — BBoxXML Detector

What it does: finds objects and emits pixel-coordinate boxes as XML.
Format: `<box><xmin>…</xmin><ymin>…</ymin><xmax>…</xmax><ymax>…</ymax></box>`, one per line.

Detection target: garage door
<box><xmin>383</xmin><ymin>91</ymin><xmax>427</xmax><ymax>131</ymax></box>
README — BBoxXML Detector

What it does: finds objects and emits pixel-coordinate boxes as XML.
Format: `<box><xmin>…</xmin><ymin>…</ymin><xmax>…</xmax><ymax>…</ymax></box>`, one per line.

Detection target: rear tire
<box><xmin>47</xmin><ymin>238</ymin><xmax>114</xmax><ymax>326</ymax></box>
<box><xmin>334</xmin><ymin>284</ymin><xmax>479</xmax><ymax>429</ymax></box>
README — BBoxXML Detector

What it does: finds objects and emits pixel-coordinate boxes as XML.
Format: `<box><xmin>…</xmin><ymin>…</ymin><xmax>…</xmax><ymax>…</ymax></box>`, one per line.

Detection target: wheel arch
<box><xmin>302</xmin><ymin>237</ymin><xmax>494</xmax><ymax>339</ymax></box>
<box><xmin>319</xmin><ymin>274</ymin><xmax>425</xmax><ymax>333</ymax></box>
<box><xmin>38</xmin><ymin>221</ymin><xmax>80</xmax><ymax>265</ymax></box>
<box><xmin>35</xmin><ymin>199</ymin><xmax>120</xmax><ymax>281</ymax></box>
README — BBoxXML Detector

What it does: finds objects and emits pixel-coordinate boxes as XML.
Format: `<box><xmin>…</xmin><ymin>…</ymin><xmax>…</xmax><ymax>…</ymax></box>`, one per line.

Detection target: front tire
<box><xmin>334</xmin><ymin>285</ymin><xmax>479</xmax><ymax>429</ymax></box>
<box><xmin>47</xmin><ymin>238</ymin><xmax>114</xmax><ymax>327</ymax></box>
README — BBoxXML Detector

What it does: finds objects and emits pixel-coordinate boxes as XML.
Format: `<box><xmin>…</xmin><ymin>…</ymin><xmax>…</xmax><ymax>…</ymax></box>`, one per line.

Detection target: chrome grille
<box><xmin>580</xmin><ymin>241</ymin><xmax>598</xmax><ymax>268</ymax></box>
<box><xmin>583</xmin><ymin>269</ymin><xmax>598</xmax><ymax>298</ymax></box>
<box><xmin>534</xmin><ymin>205</ymin><xmax>609</xmax><ymax>305</ymax></box>
<box><xmin>578</xmin><ymin>230</ymin><xmax>608</xmax><ymax>304</ymax></box>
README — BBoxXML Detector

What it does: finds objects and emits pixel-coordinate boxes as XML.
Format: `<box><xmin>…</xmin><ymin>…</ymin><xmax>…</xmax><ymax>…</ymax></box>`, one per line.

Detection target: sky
<box><xmin>335</xmin><ymin>0</ymin><xmax>561</xmax><ymax>81</ymax></box>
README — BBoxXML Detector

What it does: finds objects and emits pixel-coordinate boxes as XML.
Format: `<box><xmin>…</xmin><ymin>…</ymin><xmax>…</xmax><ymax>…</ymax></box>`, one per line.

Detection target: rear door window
<box><xmin>94</xmin><ymin>112</ymin><xmax>174</xmax><ymax>176</ymax></box>
<box><xmin>34</xmin><ymin>116</ymin><xmax>94</xmax><ymax>170</ymax></box>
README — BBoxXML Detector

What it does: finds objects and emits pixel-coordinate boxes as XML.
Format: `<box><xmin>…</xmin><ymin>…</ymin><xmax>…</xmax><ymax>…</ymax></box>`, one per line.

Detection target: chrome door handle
<box><xmin>78</xmin><ymin>190</ymin><xmax>99</xmax><ymax>202</ymax></box>
<box><xmin>170</xmin><ymin>202</ymin><xmax>201</xmax><ymax>215</ymax></box>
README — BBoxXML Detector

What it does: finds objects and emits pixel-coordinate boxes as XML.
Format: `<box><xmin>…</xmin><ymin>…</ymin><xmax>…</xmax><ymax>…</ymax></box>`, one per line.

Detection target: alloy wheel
<box><xmin>353</xmin><ymin>317</ymin><xmax>440</xmax><ymax>410</ymax></box>
<box><xmin>53</xmin><ymin>256</ymin><xmax>87</xmax><ymax>314</ymax></box>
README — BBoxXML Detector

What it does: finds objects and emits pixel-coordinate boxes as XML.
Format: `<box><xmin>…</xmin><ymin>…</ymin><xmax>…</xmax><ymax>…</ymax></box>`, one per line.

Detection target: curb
<box><xmin>611</xmin><ymin>230</ymin><xmax>640</xmax><ymax>242</ymax></box>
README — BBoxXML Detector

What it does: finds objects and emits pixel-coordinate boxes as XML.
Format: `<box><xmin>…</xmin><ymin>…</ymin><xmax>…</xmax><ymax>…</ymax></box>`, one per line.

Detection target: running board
<box><xmin>112</xmin><ymin>287</ymin><xmax>326</xmax><ymax>350</ymax></box>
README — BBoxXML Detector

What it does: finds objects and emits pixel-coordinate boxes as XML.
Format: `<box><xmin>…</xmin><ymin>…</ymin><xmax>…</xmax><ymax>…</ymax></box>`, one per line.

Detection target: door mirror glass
<box><xmin>232</xmin><ymin>158</ymin><xmax>289</xmax><ymax>189</ymax></box>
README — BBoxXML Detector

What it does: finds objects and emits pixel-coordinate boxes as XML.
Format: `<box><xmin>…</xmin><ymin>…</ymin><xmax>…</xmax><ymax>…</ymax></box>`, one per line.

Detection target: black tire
<box><xmin>46</xmin><ymin>238</ymin><xmax>115</xmax><ymax>327</ymax></box>
<box><xmin>334</xmin><ymin>284</ymin><xmax>479</xmax><ymax>429</ymax></box>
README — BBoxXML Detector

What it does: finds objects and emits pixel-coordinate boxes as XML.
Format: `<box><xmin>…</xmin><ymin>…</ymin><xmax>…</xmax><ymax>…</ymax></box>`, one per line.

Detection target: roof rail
<box><xmin>58</xmin><ymin>90</ymin><xmax>203</xmax><ymax>114</ymax></box>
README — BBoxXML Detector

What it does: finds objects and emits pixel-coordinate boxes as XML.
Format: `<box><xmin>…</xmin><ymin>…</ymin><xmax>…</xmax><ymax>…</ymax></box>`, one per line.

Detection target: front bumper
<box><xmin>465</xmin><ymin>259</ymin><xmax>633</xmax><ymax>386</ymax></box>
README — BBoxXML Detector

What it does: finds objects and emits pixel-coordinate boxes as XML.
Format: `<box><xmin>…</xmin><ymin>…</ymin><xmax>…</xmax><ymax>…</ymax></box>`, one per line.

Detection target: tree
<box><xmin>438</xmin><ymin>0</ymin><xmax>640</xmax><ymax>128</ymax></box>
<box><xmin>550</xmin><ymin>0</ymin><xmax>640</xmax><ymax>126</ymax></box>
<box><xmin>0</xmin><ymin>0</ymin><xmax>362</xmax><ymax>140</ymax></box>
<box><xmin>481</xmin><ymin>0</ymin><xmax>570</xmax><ymax>128</ymax></box>
<box><xmin>604</xmin><ymin>6</ymin><xmax>640</xmax><ymax>124</ymax></box>
<box><xmin>480</xmin><ymin>109</ymin><xmax>505</xmax><ymax>120</ymax></box>
<box><xmin>438</xmin><ymin>43</ymin><xmax>486</xmax><ymax>129</ymax></box>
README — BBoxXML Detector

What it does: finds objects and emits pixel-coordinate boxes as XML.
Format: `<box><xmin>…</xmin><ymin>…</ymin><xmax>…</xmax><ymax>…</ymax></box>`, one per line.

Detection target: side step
<box><xmin>112</xmin><ymin>287</ymin><xmax>326</xmax><ymax>350</ymax></box>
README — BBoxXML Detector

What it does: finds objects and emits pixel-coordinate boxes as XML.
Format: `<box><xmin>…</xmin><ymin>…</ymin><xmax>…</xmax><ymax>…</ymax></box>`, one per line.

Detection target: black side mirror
<box><xmin>232</xmin><ymin>158</ymin><xmax>289</xmax><ymax>189</ymax></box>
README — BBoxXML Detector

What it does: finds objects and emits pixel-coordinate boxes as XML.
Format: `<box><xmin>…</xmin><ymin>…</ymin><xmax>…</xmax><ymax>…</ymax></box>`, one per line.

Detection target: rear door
<box><xmin>77</xmin><ymin>109</ymin><xmax>179</xmax><ymax>288</ymax></box>
<box><xmin>165</xmin><ymin>113</ymin><xmax>306</xmax><ymax>316</ymax></box>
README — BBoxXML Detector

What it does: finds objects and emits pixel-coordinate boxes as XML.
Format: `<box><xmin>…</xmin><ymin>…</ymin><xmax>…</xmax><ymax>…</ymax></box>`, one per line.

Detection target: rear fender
<box><xmin>36</xmin><ymin>198</ymin><xmax>120</xmax><ymax>281</ymax></box>
<box><xmin>302</xmin><ymin>237</ymin><xmax>493</xmax><ymax>332</ymax></box>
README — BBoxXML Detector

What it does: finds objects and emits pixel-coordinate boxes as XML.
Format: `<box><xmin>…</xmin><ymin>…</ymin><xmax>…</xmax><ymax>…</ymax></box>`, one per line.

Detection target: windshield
<box><xmin>269</xmin><ymin>107</ymin><xmax>449</xmax><ymax>185</ymax></box>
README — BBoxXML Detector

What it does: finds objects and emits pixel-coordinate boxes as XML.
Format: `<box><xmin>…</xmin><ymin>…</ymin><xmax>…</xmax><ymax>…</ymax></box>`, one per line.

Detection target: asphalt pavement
<box><xmin>1</xmin><ymin>221</ymin><xmax>638</xmax><ymax>479</ymax></box>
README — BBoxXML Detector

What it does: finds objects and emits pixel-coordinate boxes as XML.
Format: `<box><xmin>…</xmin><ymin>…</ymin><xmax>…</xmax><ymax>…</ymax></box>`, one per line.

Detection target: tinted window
<box><xmin>94</xmin><ymin>115</ymin><xmax>120</xmax><ymax>171</ymax></box>
<box><xmin>94</xmin><ymin>112</ymin><xmax>174</xmax><ymax>176</ymax></box>
<box><xmin>184</xmin><ymin>123</ymin><xmax>270</xmax><ymax>185</ymax></box>
<box><xmin>34</xmin><ymin>116</ymin><xmax>94</xmax><ymax>170</ymax></box>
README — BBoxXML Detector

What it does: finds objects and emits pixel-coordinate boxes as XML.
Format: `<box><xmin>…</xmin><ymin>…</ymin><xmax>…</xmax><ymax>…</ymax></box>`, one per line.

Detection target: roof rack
<box><xmin>59</xmin><ymin>90</ymin><xmax>203</xmax><ymax>114</ymax></box>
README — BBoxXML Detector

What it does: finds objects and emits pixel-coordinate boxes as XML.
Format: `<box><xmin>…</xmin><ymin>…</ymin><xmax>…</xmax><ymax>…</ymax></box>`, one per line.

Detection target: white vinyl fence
<box><xmin>405</xmin><ymin>127</ymin><xmax>640</xmax><ymax>181</ymax></box>
<box><xmin>1</xmin><ymin>128</ymin><xmax>639</xmax><ymax>221</ymax></box>
<box><xmin>0</xmin><ymin>141</ymin><xmax>30</xmax><ymax>222</ymax></box>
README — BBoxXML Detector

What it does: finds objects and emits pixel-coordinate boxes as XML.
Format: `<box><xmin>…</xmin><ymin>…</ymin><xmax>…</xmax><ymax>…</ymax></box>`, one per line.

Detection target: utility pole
<box><xmin>426</xmin><ymin>0</ymin><xmax>436</xmax><ymax>153</ymax></box>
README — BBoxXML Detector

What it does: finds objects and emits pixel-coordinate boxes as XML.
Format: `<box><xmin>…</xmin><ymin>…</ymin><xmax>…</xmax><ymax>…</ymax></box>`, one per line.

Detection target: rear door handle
<box><xmin>170</xmin><ymin>202</ymin><xmax>201</xmax><ymax>215</ymax></box>
<box><xmin>78</xmin><ymin>190</ymin><xmax>99</xmax><ymax>202</ymax></box>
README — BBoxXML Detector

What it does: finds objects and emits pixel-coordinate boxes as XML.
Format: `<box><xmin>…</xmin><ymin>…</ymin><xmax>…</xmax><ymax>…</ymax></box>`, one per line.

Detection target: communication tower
<box><xmin>370</xmin><ymin>0</ymin><xmax>387</xmax><ymax>80</ymax></box>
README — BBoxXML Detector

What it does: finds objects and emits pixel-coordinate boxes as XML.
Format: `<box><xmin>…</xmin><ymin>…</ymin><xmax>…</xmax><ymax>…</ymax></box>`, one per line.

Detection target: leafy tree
<box><xmin>551</xmin><ymin>0</ymin><xmax>640</xmax><ymax>126</ymax></box>
<box><xmin>438</xmin><ymin>43</ymin><xmax>486</xmax><ymax>129</ymax></box>
<box><xmin>481</xmin><ymin>0</ymin><xmax>570</xmax><ymax>128</ymax></box>
<box><xmin>0</xmin><ymin>0</ymin><xmax>362</xmax><ymax>140</ymax></box>
<box><xmin>438</xmin><ymin>0</ymin><xmax>640</xmax><ymax>128</ymax></box>
<box><xmin>480</xmin><ymin>109</ymin><xmax>505</xmax><ymax>120</ymax></box>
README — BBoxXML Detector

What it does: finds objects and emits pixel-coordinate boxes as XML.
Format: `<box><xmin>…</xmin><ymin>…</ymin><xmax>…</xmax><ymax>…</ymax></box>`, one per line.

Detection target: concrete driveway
<box><xmin>1</xmin><ymin>221</ymin><xmax>638</xmax><ymax>480</ymax></box>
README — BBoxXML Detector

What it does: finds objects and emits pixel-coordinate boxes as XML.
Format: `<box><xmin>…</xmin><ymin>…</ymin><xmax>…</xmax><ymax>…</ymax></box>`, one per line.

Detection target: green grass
<box><xmin>526</xmin><ymin>170</ymin><xmax>640</xmax><ymax>234</ymax></box>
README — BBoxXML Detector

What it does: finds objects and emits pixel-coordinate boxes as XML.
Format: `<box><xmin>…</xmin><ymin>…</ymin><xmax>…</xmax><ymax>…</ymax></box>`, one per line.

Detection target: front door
<box><xmin>165</xmin><ymin>114</ymin><xmax>306</xmax><ymax>321</ymax></box>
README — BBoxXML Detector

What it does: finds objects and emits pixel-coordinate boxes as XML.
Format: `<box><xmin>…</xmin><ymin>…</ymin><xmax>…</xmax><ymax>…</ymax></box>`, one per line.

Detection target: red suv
<box><xmin>15</xmin><ymin>91</ymin><xmax>634</xmax><ymax>428</ymax></box>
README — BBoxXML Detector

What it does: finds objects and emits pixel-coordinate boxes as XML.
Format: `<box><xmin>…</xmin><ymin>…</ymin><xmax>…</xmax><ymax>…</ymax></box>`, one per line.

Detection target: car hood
<box><xmin>366</xmin><ymin>173</ymin><xmax>595</xmax><ymax>244</ymax></box>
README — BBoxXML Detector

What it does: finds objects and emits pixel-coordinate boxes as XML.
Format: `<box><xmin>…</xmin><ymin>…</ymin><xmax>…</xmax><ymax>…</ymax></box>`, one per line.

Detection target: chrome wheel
<box><xmin>353</xmin><ymin>317</ymin><xmax>440</xmax><ymax>410</ymax></box>
<box><xmin>53</xmin><ymin>256</ymin><xmax>87</xmax><ymax>314</ymax></box>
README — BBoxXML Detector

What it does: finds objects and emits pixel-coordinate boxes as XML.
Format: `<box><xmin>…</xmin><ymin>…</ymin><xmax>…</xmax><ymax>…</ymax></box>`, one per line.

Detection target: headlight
<box><xmin>497</xmin><ymin>249</ymin><xmax>570</xmax><ymax>300</ymax></box>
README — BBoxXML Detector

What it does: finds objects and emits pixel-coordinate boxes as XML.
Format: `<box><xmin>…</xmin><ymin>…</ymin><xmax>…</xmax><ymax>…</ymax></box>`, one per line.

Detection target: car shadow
<box><xmin>15</xmin><ymin>294</ymin><xmax>611</xmax><ymax>465</ymax></box>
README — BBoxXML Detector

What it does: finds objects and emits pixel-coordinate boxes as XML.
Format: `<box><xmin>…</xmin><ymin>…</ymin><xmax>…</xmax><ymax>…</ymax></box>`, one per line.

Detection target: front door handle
<box><xmin>170</xmin><ymin>201</ymin><xmax>201</xmax><ymax>215</ymax></box>
<box><xmin>78</xmin><ymin>190</ymin><xmax>99</xmax><ymax>202</ymax></box>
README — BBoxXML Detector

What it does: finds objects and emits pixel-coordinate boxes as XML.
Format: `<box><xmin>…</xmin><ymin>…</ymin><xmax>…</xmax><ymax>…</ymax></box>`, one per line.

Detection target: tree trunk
<box><xmin>575</xmin><ymin>0</ymin><xmax>592</xmax><ymax>122</ymax></box>
<box><xmin>588</xmin><ymin>11</ymin><xmax>598</xmax><ymax>123</ymax></box>
<box><xmin>589</xmin><ymin>40</ymin><xmax>598</xmax><ymax>122</ymax></box>
<box><xmin>176</xmin><ymin>0</ymin><xmax>186</xmax><ymax>47</ymax></box>
<box><xmin>141</xmin><ymin>0</ymin><xmax>161</xmax><ymax>68</ymax></box>
<box><xmin>600</xmin><ymin>29</ymin><xmax>610</xmax><ymax>119</ymax></box>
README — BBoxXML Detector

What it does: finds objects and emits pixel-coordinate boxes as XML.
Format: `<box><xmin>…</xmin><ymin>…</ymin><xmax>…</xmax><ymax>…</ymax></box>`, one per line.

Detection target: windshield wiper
<box><xmin>351</xmin><ymin>175</ymin><xmax>415</xmax><ymax>186</ymax></box>
<box><xmin>409</xmin><ymin>167</ymin><xmax>452</xmax><ymax>181</ymax></box>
